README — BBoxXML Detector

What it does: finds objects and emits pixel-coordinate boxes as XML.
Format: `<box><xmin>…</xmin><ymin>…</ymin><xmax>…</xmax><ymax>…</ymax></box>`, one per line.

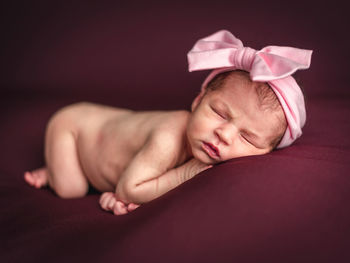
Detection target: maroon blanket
<box><xmin>1</xmin><ymin>1</ymin><xmax>349</xmax><ymax>262</ymax></box>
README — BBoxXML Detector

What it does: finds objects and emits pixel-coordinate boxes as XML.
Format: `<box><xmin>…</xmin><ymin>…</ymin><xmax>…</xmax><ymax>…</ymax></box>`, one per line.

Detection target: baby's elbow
<box><xmin>116</xmin><ymin>181</ymin><xmax>142</xmax><ymax>204</ymax></box>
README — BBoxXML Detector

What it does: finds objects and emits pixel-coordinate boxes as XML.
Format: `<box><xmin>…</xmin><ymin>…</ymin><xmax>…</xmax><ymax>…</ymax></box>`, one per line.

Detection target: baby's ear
<box><xmin>191</xmin><ymin>89</ymin><xmax>206</xmax><ymax>111</ymax></box>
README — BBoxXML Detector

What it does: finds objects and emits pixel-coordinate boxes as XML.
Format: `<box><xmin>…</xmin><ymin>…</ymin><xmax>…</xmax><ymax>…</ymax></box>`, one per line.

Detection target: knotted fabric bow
<box><xmin>187</xmin><ymin>30</ymin><xmax>313</xmax><ymax>148</ymax></box>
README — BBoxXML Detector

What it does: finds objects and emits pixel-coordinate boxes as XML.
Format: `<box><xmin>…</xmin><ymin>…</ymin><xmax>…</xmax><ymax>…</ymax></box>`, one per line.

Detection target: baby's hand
<box><xmin>176</xmin><ymin>158</ymin><xmax>213</xmax><ymax>184</ymax></box>
<box><xmin>99</xmin><ymin>192</ymin><xmax>140</xmax><ymax>215</ymax></box>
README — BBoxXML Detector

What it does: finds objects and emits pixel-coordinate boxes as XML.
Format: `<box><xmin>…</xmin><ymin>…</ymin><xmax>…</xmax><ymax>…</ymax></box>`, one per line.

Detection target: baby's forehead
<box><xmin>218</xmin><ymin>74</ymin><xmax>281</xmax><ymax>111</ymax></box>
<box><xmin>211</xmin><ymin>80</ymin><xmax>259</xmax><ymax>105</ymax></box>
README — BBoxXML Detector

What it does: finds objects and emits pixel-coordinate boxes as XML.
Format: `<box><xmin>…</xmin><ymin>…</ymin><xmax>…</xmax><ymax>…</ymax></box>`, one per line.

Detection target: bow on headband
<box><xmin>187</xmin><ymin>30</ymin><xmax>313</xmax><ymax>148</ymax></box>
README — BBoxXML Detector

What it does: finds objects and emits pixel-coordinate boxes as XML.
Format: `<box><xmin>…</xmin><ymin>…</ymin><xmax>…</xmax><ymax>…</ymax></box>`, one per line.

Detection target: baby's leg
<box><xmin>44</xmin><ymin>128</ymin><xmax>89</xmax><ymax>198</ymax></box>
<box><xmin>25</xmin><ymin>114</ymin><xmax>89</xmax><ymax>198</ymax></box>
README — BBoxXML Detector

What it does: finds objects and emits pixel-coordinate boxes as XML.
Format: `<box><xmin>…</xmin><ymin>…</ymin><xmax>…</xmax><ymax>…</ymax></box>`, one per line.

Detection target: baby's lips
<box><xmin>203</xmin><ymin>142</ymin><xmax>221</xmax><ymax>159</ymax></box>
<box><xmin>208</xmin><ymin>142</ymin><xmax>221</xmax><ymax>157</ymax></box>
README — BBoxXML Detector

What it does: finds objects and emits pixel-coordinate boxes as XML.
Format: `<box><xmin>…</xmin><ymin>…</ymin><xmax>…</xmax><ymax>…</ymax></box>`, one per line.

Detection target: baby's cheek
<box><xmin>188</xmin><ymin>111</ymin><xmax>213</xmax><ymax>138</ymax></box>
<box><xmin>192</xmin><ymin>116</ymin><xmax>209</xmax><ymax>134</ymax></box>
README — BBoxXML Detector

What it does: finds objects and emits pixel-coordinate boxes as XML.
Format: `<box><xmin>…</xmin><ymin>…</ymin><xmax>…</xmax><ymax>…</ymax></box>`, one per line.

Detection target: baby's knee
<box><xmin>54</xmin><ymin>182</ymin><xmax>88</xmax><ymax>199</ymax></box>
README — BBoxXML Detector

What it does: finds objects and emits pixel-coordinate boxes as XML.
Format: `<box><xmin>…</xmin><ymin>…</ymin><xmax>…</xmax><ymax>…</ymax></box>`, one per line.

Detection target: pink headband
<box><xmin>187</xmin><ymin>30</ymin><xmax>313</xmax><ymax>148</ymax></box>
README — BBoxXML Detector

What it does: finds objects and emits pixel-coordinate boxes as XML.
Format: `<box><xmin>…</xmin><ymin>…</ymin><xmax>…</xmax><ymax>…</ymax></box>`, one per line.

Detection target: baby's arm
<box><xmin>117</xmin><ymin>132</ymin><xmax>211</xmax><ymax>203</ymax></box>
<box><xmin>100</xmin><ymin>132</ymin><xmax>211</xmax><ymax>215</ymax></box>
<box><xmin>119</xmin><ymin>158</ymin><xmax>211</xmax><ymax>204</ymax></box>
<box><xmin>100</xmin><ymin>158</ymin><xmax>209</xmax><ymax>215</ymax></box>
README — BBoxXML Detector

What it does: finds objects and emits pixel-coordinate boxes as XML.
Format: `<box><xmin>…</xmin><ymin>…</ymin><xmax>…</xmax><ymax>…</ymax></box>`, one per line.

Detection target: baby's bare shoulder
<box><xmin>154</xmin><ymin>110</ymin><xmax>189</xmax><ymax>138</ymax></box>
<box><xmin>133</xmin><ymin>113</ymin><xmax>189</xmax><ymax>171</ymax></box>
<box><xmin>148</xmin><ymin>111</ymin><xmax>190</xmax><ymax>156</ymax></box>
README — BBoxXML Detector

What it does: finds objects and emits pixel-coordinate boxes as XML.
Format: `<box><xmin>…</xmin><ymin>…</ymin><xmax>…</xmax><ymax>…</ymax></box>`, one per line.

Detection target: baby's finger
<box><xmin>189</xmin><ymin>159</ymin><xmax>213</xmax><ymax>173</ymax></box>
<box><xmin>127</xmin><ymin>203</ymin><xmax>140</xmax><ymax>212</ymax></box>
<box><xmin>99</xmin><ymin>192</ymin><xmax>113</xmax><ymax>210</ymax></box>
<box><xmin>114</xmin><ymin>201</ymin><xmax>128</xmax><ymax>215</ymax></box>
<box><xmin>99</xmin><ymin>194</ymin><xmax>107</xmax><ymax>208</ymax></box>
<box><xmin>107</xmin><ymin>196</ymin><xmax>116</xmax><ymax>210</ymax></box>
<box><xmin>192</xmin><ymin>162</ymin><xmax>212</xmax><ymax>175</ymax></box>
<box><xmin>200</xmin><ymin>164</ymin><xmax>213</xmax><ymax>173</ymax></box>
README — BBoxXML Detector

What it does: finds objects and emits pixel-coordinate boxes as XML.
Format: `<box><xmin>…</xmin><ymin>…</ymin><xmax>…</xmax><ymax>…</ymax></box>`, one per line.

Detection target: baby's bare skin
<box><xmin>25</xmin><ymin>71</ymin><xmax>285</xmax><ymax>215</ymax></box>
<box><xmin>25</xmin><ymin>102</ymin><xmax>209</xmax><ymax>215</ymax></box>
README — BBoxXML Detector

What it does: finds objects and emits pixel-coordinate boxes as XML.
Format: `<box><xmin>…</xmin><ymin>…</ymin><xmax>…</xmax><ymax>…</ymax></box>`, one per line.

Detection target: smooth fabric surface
<box><xmin>1</xmin><ymin>1</ymin><xmax>350</xmax><ymax>263</ymax></box>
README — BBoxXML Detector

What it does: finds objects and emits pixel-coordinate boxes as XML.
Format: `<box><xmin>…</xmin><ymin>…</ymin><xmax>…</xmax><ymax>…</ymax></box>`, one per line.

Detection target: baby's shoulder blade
<box><xmin>148</xmin><ymin>111</ymin><xmax>190</xmax><ymax>163</ymax></box>
<box><xmin>158</xmin><ymin>110</ymin><xmax>189</xmax><ymax>133</ymax></box>
<box><xmin>152</xmin><ymin>111</ymin><xmax>189</xmax><ymax>144</ymax></box>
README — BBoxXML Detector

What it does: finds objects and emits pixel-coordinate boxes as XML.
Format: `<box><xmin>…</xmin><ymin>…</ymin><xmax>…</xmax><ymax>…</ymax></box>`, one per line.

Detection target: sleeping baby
<box><xmin>24</xmin><ymin>30</ymin><xmax>312</xmax><ymax>215</ymax></box>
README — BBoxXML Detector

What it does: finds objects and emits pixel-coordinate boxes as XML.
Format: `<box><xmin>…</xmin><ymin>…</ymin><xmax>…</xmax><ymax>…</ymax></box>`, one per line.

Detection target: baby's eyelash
<box><xmin>241</xmin><ymin>134</ymin><xmax>252</xmax><ymax>145</ymax></box>
<box><xmin>242</xmin><ymin>135</ymin><xmax>259</xmax><ymax>149</ymax></box>
<box><xmin>210</xmin><ymin>106</ymin><xmax>226</xmax><ymax>119</ymax></box>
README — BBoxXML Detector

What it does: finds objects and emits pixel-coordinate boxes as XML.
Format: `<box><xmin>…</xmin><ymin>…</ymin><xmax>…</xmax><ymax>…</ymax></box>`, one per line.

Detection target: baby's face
<box><xmin>186</xmin><ymin>76</ymin><xmax>283</xmax><ymax>164</ymax></box>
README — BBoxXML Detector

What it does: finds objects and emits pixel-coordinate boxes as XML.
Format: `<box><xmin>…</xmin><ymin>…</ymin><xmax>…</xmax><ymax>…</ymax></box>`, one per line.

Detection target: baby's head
<box><xmin>186</xmin><ymin>70</ymin><xmax>287</xmax><ymax>164</ymax></box>
<box><xmin>186</xmin><ymin>30</ymin><xmax>312</xmax><ymax>164</ymax></box>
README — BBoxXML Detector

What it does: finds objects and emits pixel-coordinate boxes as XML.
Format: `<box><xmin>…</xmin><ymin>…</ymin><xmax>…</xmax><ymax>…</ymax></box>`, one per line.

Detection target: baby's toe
<box><xmin>24</xmin><ymin>172</ymin><xmax>35</xmax><ymax>185</ymax></box>
<box><xmin>34</xmin><ymin>177</ymin><xmax>43</xmax><ymax>188</ymax></box>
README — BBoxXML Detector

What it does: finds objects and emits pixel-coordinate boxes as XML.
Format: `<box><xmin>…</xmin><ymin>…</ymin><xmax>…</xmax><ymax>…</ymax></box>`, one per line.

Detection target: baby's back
<box><xmin>57</xmin><ymin>102</ymin><xmax>188</xmax><ymax>192</ymax></box>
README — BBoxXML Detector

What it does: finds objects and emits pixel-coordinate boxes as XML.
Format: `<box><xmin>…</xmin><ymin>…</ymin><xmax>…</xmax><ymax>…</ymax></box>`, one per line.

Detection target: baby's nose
<box><xmin>215</xmin><ymin>125</ymin><xmax>236</xmax><ymax>145</ymax></box>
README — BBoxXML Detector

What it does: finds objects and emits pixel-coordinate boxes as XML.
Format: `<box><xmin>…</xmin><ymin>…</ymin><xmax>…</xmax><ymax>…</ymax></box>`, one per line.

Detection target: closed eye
<box><xmin>241</xmin><ymin>134</ymin><xmax>254</xmax><ymax>146</ymax></box>
<box><xmin>210</xmin><ymin>106</ymin><xmax>226</xmax><ymax>119</ymax></box>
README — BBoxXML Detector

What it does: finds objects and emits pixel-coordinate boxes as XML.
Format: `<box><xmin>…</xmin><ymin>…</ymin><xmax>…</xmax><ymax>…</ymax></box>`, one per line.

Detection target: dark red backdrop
<box><xmin>1</xmin><ymin>1</ymin><xmax>349</xmax><ymax>262</ymax></box>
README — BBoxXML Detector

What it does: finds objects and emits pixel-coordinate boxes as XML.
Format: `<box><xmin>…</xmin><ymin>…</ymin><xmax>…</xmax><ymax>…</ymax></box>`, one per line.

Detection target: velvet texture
<box><xmin>1</xmin><ymin>1</ymin><xmax>349</xmax><ymax>262</ymax></box>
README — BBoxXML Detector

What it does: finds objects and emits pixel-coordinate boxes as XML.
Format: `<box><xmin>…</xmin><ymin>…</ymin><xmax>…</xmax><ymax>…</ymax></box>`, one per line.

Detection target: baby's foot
<box><xmin>24</xmin><ymin>167</ymin><xmax>49</xmax><ymax>189</ymax></box>
<box><xmin>99</xmin><ymin>192</ymin><xmax>140</xmax><ymax>215</ymax></box>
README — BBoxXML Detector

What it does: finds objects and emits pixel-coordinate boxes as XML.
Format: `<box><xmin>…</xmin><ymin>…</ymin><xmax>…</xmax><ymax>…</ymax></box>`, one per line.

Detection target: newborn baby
<box><xmin>24</xmin><ymin>30</ymin><xmax>312</xmax><ymax>215</ymax></box>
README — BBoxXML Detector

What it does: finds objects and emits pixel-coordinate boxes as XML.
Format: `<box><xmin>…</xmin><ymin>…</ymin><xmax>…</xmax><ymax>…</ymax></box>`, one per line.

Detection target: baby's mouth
<box><xmin>202</xmin><ymin>142</ymin><xmax>221</xmax><ymax>159</ymax></box>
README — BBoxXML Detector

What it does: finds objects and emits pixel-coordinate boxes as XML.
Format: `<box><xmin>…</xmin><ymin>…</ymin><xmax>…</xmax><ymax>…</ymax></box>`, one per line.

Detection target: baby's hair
<box><xmin>205</xmin><ymin>70</ymin><xmax>287</xmax><ymax>149</ymax></box>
